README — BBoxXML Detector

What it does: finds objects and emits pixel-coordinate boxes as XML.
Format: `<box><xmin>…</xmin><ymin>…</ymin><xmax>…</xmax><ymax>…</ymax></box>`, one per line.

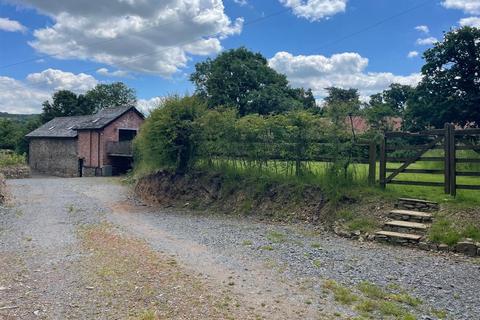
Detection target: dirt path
<box><xmin>2</xmin><ymin>177</ymin><xmax>480</xmax><ymax>319</ymax></box>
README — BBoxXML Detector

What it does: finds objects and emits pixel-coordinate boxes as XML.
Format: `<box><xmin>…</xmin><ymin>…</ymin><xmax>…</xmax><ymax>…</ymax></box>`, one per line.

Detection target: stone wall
<box><xmin>0</xmin><ymin>166</ymin><xmax>30</xmax><ymax>179</ymax></box>
<box><xmin>29</xmin><ymin>138</ymin><xmax>79</xmax><ymax>177</ymax></box>
<box><xmin>0</xmin><ymin>173</ymin><xmax>6</xmax><ymax>204</ymax></box>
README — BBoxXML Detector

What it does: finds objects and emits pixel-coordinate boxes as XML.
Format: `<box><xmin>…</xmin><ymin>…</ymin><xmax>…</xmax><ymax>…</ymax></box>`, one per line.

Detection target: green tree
<box><xmin>40</xmin><ymin>90</ymin><xmax>88</xmax><ymax>123</ymax></box>
<box><xmin>84</xmin><ymin>82</ymin><xmax>137</xmax><ymax>112</ymax></box>
<box><xmin>190</xmin><ymin>47</ymin><xmax>315</xmax><ymax>115</ymax></box>
<box><xmin>405</xmin><ymin>26</ymin><xmax>480</xmax><ymax>129</ymax></box>
<box><xmin>323</xmin><ymin>87</ymin><xmax>361</xmax><ymax>116</ymax></box>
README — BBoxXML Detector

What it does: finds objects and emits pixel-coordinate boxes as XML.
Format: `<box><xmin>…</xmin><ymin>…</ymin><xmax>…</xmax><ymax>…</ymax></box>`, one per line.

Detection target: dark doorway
<box><xmin>78</xmin><ymin>158</ymin><xmax>84</xmax><ymax>177</ymax></box>
<box><xmin>119</xmin><ymin>129</ymin><xmax>137</xmax><ymax>141</ymax></box>
<box><xmin>110</xmin><ymin>156</ymin><xmax>133</xmax><ymax>175</ymax></box>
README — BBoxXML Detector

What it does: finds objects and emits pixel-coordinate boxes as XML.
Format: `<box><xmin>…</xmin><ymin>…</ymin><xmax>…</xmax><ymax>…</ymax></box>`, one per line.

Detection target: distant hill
<box><xmin>0</xmin><ymin>112</ymin><xmax>39</xmax><ymax>122</ymax></box>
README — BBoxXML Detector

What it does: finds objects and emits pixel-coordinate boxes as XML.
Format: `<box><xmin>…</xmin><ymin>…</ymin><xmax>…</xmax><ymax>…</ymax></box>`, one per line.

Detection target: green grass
<box><xmin>346</xmin><ymin>217</ymin><xmax>380</xmax><ymax>233</ymax></box>
<box><xmin>323</xmin><ymin>280</ymin><xmax>359</xmax><ymax>305</ymax></box>
<box><xmin>266</xmin><ymin>231</ymin><xmax>286</xmax><ymax>243</ymax></box>
<box><xmin>428</xmin><ymin>218</ymin><xmax>480</xmax><ymax>245</ymax></box>
<box><xmin>357</xmin><ymin>281</ymin><xmax>387</xmax><ymax>300</ymax></box>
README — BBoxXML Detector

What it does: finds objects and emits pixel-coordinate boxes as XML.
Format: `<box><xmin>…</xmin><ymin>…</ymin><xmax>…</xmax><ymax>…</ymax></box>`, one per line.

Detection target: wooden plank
<box><xmin>456</xmin><ymin>171</ymin><xmax>480</xmax><ymax>177</ymax></box>
<box><xmin>387</xmin><ymin>145</ymin><xmax>444</xmax><ymax>151</ymax></box>
<box><xmin>389</xmin><ymin>209</ymin><xmax>432</xmax><ymax>219</ymax></box>
<box><xmin>387</xmin><ymin>157</ymin><xmax>444</xmax><ymax>162</ymax></box>
<box><xmin>456</xmin><ymin>158</ymin><xmax>480</xmax><ymax>163</ymax></box>
<box><xmin>389</xmin><ymin>180</ymin><xmax>444</xmax><ymax>187</ymax></box>
<box><xmin>385</xmin><ymin>220</ymin><xmax>428</xmax><ymax>229</ymax></box>
<box><xmin>385</xmin><ymin>168</ymin><xmax>444</xmax><ymax>174</ymax></box>
<box><xmin>456</xmin><ymin>184</ymin><xmax>480</xmax><ymax>190</ymax></box>
<box><xmin>444</xmin><ymin>123</ymin><xmax>450</xmax><ymax>195</ymax></box>
<box><xmin>454</xmin><ymin>128</ymin><xmax>480</xmax><ymax>135</ymax></box>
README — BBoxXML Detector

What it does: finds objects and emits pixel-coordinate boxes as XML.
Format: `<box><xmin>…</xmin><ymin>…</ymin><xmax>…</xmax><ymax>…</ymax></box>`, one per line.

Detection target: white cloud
<box><xmin>268</xmin><ymin>51</ymin><xmax>421</xmax><ymax>100</ymax></box>
<box><xmin>233</xmin><ymin>0</ymin><xmax>248</xmax><ymax>6</ymax></box>
<box><xmin>0</xmin><ymin>69</ymin><xmax>98</xmax><ymax>114</ymax></box>
<box><xmin>96</xmin><ymin>67</ymin><xmax>129</xmax><ymax>78</ymax></box>
<box><xmin>416</xmin><ymin>37</ymin><xmax>438</xmax><ymax>45</ymax></box>
<box><xmin>459</xmin><ymin>16</ymin><xmax>480</xmax><ymax>27</ymax></box>
<box><xmin>11</xmin><ymin>0</ymin><xmax>243</xmax><ymax>77</ymax></box>
<box><xmin>0</xmin><ymin>17</ymin><xmax>27</xmax><ymax>33</ymax></box>
<box><xmin>415</xmin><ymin>25</ymin><xmax>429</xmax><ymax>34</ymax></box>
<box><xmin>407</xmin><ymin>51</ymin><xmax>419</xmax><ymax>58</ymax></box>
<box><xmin>279</xmin><ymin>0</ymin><xmax>347</xmax><ymax>21</ymax></box>
<box><xmin>137</xmin><ymin>96</ymin><xmax>165</xmax><ymax>114</ymax></box>
<box><xmin>26</xmin><ymin>68</ymin><xmax>98</xmax><ymax>92</ymax></box>
<box><xmin>442</xmin><ymin>0</ymin><xmax>480</xmax><ymax>14</ymax></box>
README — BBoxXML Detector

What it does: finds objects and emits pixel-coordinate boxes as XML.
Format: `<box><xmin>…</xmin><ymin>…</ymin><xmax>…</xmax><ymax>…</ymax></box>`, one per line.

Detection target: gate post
<box><xmin>448</xmin><ymin>124</ymin><xmax>457</xmax><ymax>196</ymax></box>
<box><xmin>379</xmin><ymin>134</ymin><xmax>386</xmax><ymax>189</ymax></box>
<box><xmin>444</xmin><ymin>123</ymin><xmax>450</xmax><ymax>195</ymax></box>
<box><xmin>368</xmin><ymin>141</ymin><xmax>376</xmax><ymax>185</ymax></box>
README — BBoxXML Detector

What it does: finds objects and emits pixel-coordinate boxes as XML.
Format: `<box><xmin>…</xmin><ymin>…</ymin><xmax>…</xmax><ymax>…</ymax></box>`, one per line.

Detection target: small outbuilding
<box><xmin>26</xmin><ymin>105</ymin><xmax>144</xmax><ymax>177</ymax></box>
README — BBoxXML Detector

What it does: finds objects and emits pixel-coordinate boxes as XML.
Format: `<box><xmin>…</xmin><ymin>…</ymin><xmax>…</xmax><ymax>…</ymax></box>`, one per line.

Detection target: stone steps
<box><xmin>375</xmin><ymin>198</ymin><xmax>437</xmax><ymax>244</ymax></box>
<box><xmin>388</xmin><ymin>209</ymin><xmax>433</xmax><ymax>222</ymax></box>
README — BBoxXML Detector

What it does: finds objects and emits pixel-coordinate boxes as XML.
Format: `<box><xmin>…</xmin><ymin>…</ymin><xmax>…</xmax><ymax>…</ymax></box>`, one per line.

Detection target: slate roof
<box><xmin>26</xmin><ymin>105</ymin><xmax>143</xmax><ymax>138</ymax></box>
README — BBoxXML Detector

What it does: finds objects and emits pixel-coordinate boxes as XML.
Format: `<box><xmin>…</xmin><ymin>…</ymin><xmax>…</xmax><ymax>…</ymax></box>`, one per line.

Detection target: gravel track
<box><xmin>1</xmin><ymin>177</ymin><xmax>479</xmax><ymax>319</ymax></box>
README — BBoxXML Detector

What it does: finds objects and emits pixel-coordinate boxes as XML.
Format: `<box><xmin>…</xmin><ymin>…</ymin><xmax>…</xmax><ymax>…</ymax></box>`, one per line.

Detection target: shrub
<box><xmin>134</xmin><ymin>95</ymin><xmax>206</xmax><ymax>174</ymax></box>
<box><xmin>0</xmin><ymin>151</ymin><xmax>26</xmax><ymax>167</ymax></box>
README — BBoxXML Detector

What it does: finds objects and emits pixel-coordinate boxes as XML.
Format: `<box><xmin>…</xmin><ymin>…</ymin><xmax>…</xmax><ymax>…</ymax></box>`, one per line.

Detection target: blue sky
<box><xmin>0</xmin><ymin>0</ymin><xmax>479</xmax><ymax>114</ymax></box>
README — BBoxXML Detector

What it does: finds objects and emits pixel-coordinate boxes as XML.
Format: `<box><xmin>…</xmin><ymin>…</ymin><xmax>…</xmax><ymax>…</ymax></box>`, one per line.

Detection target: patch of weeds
<box><xmin>312</xmin><ymin>259</ymin><xmax>322</xmax><ymax>268</ymax></box>
<box><xmin>259</xmin><ymin>245</ymin><xmax>274</xmax><ymax>251</ymax></box>
<box><xmin>463</xmin><ymin>224</ymin><xmax>480</xmax><ymax>241</ymax></box>
<box><xmin>431</xmin><ymin>308</ymin><xmax>447</xmax><ymax>319</ymax></box>
<box><xmin>346</xmin><ymin>217</ymin><xmax>379</xmax><ymax>233</ymax></box>
<box><xmin>311</xmin><ymin>242</ymin><xmax>322</xmax><ymax>249</ymax></box>
<box><xmin>137</xmin><ymin>310</ymin><xmax>157</xmax><ymax>320</ymax></box>
<box><xmin>378</xmin><ymin>301</ymin><xmax>407</xmax><ymax>317</ymax></box>
<box><xmin>389</xmin><ymin>293</ymin><xmax>422</xmax><ymax>307</ymax></box>
<box><xmin>242</xmin><ymin>240</ymin><xmax>253</xmax><ymax>246</ymax></box>
<box><xmin>336</xmin><ymin>209</ymin><xmax>355</xmax><ymax>221</ymax></box>
<box><xmin>428</xmin><ymin>218</ymin><xmax>461</xmax><ymax>246</ymax></box>
<box><xmin>266</xmin><ymin>230</ymin><xmax>286</xmax><ymax>243</ymax></box>
<box><xmin>15</xmin><ymin>209</ymin><xmax>23</xmax><ymax>217</ymax></box>
<box><xmin>323</xmin><ymin>280</ymin><xmax>358</xmax><ymax>305</ymax></box>
<box><xmin>354</xmin><ymin>299</ymin><xmax>377</xmax><ymax>313</ymax></box>
<box><xmin>66</xmin><ymin>204</ymin><xmax>76</xmax><ymax>214</ymax></box>
<box><xmin>357</xmin><ymin>281</ymin><xmax>386</xmax><ymax>300</ymax></box>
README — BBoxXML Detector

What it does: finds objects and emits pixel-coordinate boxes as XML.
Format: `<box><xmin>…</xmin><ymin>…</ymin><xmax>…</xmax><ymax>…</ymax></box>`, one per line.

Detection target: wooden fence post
<box><xmin>448</xmin><ymin>123</ymin><xmax>457</xmax><ymax>196</ymax></box>
<box><xmin>368</xmin><ymin>141</ymin><xmax>376</xmax><ymax>185</ymax></box>
<box><xmin>444</xmin><ymin>123</ymin><xmax>451</xmax><ymax>195</ymax></box>
<box><xmin>379</xmin><ymin>134</ymin><xmax>386</xmax><ymax>189</ymax></box>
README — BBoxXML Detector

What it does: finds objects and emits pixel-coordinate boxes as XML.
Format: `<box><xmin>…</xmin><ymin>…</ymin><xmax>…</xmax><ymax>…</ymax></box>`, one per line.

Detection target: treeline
<box><xmin>135</xmin><ymin>26</ymin><xmax>480</xmax><ymax>178</ymax></box>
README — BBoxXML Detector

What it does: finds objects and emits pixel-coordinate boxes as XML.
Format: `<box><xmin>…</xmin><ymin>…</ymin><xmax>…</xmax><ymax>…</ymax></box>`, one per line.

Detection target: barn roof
<box><xmin>26</xmin><ymin>105</ymin><xmax>143</xmax><ymax>138</ymax></box>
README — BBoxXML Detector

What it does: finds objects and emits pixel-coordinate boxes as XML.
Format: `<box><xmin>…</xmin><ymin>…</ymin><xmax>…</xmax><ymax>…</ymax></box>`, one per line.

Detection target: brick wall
<box><xmin>29</xmin><ymin>138</ymin><xmax>79</xmax><ymax>177</ymax></box>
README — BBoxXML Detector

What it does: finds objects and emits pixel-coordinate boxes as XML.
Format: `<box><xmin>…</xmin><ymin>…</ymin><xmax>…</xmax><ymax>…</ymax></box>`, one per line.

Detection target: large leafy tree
<box><xmin>323</xmin><ymin>87</ymin><xmax>361</xmax><ymax>117</ymax></box>
<box><xmin>40</xmin><ymin>82</ymin><xmax>137</xmax><ymax>123</ymax></box>
<box><xmin>405</xmin><ymin>26</ymin><xmax>480</xmax><ymax>129</ymax></box>
<box><xmin>190</xmin><ymin>47</ymin><xmax>316</xmax><ymax>115</ymax></box>
<box><xmin>84</xmin><ymin>82</ymin><xmax>137</xmax><ymax>112</ymax></box>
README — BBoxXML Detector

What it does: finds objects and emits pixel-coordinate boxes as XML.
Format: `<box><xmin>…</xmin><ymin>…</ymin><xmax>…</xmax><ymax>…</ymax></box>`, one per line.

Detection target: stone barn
<box><xmin>26</xmin><ymin>105</ymin><xmax>144</xmax><ymax>177</ymax></box>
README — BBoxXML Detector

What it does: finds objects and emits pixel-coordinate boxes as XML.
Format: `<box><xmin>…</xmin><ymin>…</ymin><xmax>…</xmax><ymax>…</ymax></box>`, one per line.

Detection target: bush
<box><xmin>0</xmin><ymin>151</ymin><xmax>26</xmax><ymax>167</ymax></box>
<box><xmin>134</xmin><ymin>95</ymin><xmax>206</xmax><ymax>174</ymax></box>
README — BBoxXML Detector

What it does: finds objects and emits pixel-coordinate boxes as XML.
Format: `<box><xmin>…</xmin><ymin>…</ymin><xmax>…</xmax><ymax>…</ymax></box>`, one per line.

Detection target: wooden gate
<box><xmin>379</xmin><ymin>124</ymin><xmax>480</xmax><ymax>196</ymax></box>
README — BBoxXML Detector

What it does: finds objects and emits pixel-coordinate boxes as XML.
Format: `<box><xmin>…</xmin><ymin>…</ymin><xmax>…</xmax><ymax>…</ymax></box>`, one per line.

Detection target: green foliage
<box><xmin>84</xmin><ymin>82</ymin><xmax>137</xmax><ymax>112</ymax></box>
<box><xmin>405</xmin><ymin>26</ymin><xmax>480</xmax><ymax>130</ymax></box>
<box><xmin>346</xmin><ymin>217</ymin><xmax>379</xmax><ymax>233</ymax></box>
<box><xmin>0</xmin><ymin>151</ymin><xmax>26</xmax><ymax>167</ymax></box>
<box><xmin>190</xmin><ymin>47</ymin><xmax>316</xmax><ymax>115</ymax></box>
<box><xmin>134</xmin><ymin>95</ymin><xmax>206</xmax><ymax>174</ymax></box>
<box><xmin>0</xmin><ymin>116</ymin><xmax>41</xmax><ymax>154</ymax></box>
<box><xmin>41</xmin><ymin>83</ymin><xmax>136</xmax><ymax>123</ymax></box>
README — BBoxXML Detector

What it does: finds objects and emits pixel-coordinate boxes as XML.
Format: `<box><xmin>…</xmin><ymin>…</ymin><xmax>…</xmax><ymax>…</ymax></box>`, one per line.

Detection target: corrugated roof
<box><xmin>26</xmin><ymin>105</ymin><xmax>142</xmax><ymax>138</ymax></box>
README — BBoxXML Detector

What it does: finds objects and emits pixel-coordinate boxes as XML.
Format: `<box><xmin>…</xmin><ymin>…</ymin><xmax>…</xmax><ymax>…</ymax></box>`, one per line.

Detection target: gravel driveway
<box><xmin>1</xmin><ymin>177</ymin><xmax>479</xmax><ymax>319</ymax></box>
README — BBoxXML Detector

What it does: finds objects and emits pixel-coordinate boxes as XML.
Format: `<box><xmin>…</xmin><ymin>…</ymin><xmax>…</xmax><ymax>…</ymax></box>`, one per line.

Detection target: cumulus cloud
<box><xmin>442</xmin><ymin>0</ymin><xmax>480</xmax><ymax>14</ymax></box>
<box><xmin>268</xmin><ymin>51</ymin><xmax>421</xmax><ymax>100</ymax></box>
<box><xmin>137</xmin><ymin>96</ymin><xmax>165</xmax><ymax>114</ymax></box>
<box><xmin>415</xmin><ymin>25</ymin><xmax>429</xmax><ymax>34</ymax></box>
<box><xmin>10</xmin><ymin>0</ymin><xmax>243</xmax><ymax>76</ymax></box>
<box><xmin>0</xmin><ymin>69</ymin><xmax>98</xmax><ymax>114</ymax></box>
<box><xmin>96</xmin><ymin>67</ymin><xmax>129</xmax><ymax>78</ymax></box>
<box><xmin>279</xmin><ymin>0</ymin><xmax>347</xmax><ymax>21</ymax></box>
<box><xmin>407</xmin><ymin>51</ymin><xmax>419</xmax><ymax>58</ymax></box>
<box><xmin>459</xmin><ymin>16</ymin><xmax>480</xmax><ymax>27</ymax></box>
<box><xmin>0</xmin><ymin>17</ymin><xmax>27</xmax><ymax>33</ymax></box>
<box><xmin>416</xmin><ymin>37</ymin><xmax>438</xmax><ymax>45</ymax></box>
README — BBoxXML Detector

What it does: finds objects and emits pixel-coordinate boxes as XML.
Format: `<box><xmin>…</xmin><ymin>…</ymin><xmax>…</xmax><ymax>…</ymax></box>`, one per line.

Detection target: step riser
<box><xmin>396</xmin><ymin>200</ymin><xmax>439</xmax><ymax>213</ymax></box>
<box><xmin>388</xmin><ymin>212</ymin><xmax>432</xmax><ymax>223</ymax></box>
<box><xmin>383</xmin><ymin>225</ymin><xmax>427</xmax><ymax>235</ymax></box>
<box><xmin>375</xmin><ymin>235</ymin><xmax>421</xmax><ymax>244</ymax></box>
